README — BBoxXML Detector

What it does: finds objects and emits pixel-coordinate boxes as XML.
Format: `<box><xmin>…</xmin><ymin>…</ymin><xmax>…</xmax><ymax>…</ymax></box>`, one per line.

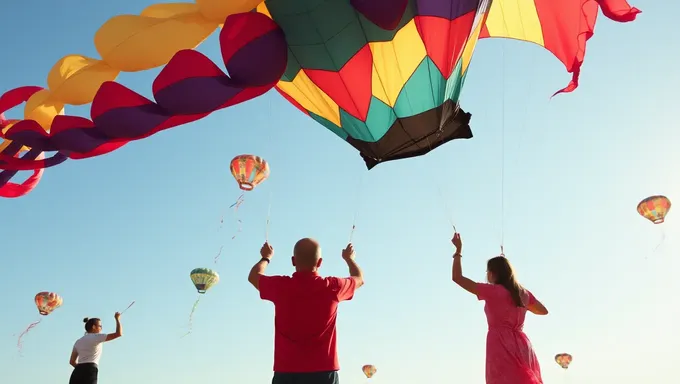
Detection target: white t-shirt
<box><xmin>73</xmin><ymin>333</ymin><xmax>107</xmax><ymax>365</ymax></box>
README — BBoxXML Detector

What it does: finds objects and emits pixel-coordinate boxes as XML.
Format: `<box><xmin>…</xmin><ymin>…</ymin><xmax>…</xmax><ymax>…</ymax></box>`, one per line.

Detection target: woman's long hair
<box><xmin>487</xmin><ymin>256</ymin><xmax>525</xmax><ymax>307</ymax></box>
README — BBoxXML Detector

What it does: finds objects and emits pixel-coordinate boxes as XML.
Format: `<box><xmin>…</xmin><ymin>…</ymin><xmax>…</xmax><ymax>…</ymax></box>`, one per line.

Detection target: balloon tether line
<box><xmin>265</xmin><ymin>191</ymin><xmax>272</xmax><ymax>242</ymax></box>
<box><xmin>349</xmin><ymin>175</ymin><xmax>364</xmax><ymax>243</ymax></box>
<box><xmin>500</xmin><ymin>42</ymin><xmax>506</xmax><ymax>250</ymax></box>
<box><xmin>120</xmin><ymin>301</ymin><xmax>135</xmax><ymax>314</ymax></box>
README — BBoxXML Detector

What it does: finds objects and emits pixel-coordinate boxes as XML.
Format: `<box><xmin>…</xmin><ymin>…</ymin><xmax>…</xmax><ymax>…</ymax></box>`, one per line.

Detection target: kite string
<box><xmin>265</xmin><ymin>191</ymin><xmax>272</xmax><ymax>242</ymax></box>
<box><xmin>499</xmin><ymin>31</ymin><xmax>507</xmax><ymax>257</ymax></box>
<box><xmin>348</xmin><ymin>174</ymin><xmax>364</xmax><ymax>243</ymax></box>
<box><xmin>120</xmin><ymin>300</ymin><xmax>135</xmax><ymax>314</ymax></box>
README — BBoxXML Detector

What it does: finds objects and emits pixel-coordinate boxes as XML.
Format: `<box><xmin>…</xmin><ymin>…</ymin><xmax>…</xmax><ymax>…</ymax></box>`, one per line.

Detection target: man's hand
<box><xmin>260</xmin><ymin>242</ymin><xmax>274</xmax><ymax>260</ymax></box>
<box><xmin>342</xmin><ymin>243</ymin><xmax>355</xmax><ymax>261</ymax></box>
<box><xmin>114</xmin><ymin>312</ymin><xmax>121</xmax><ymax>321</ymax></box>
<box><xmin>451</xmin><ymin>232</ymin><xmax>462</xmax><ymax>253</ymax></box>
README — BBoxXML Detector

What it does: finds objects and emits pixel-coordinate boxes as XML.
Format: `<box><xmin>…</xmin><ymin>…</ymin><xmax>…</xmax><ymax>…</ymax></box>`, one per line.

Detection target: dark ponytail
<box><xmin>83</xmin><ymin>317</ymin><xmax>100</xmax><ymax>332</ymax></box>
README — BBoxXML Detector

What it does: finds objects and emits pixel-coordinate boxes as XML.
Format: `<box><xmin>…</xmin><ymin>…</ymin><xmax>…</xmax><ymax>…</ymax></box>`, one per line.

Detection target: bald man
<box><xmin>248</xmin><ymin>238</ymin><xmax>364</xmax><ymax>384</ymax></box>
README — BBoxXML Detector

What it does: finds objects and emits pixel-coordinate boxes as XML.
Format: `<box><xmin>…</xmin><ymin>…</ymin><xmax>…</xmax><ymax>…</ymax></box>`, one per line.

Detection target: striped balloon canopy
<box><xmin>189</xmin><ymin>268</ymin><xmax>220</xmax><ymax>294</ymax></box>
<box><xmin>554</xmin><ymin>353</ymin><xmax>572</xmax><ymax>369</ymax></box>
<box><xmin>35</xmin><ymin>291</ymin><xmax>63</xmax><ymax>316</ymax></box>
<box><xmin>229</xmin><ymin>155</ymin><xmax>270</xmax><ymax>191</ymax></box>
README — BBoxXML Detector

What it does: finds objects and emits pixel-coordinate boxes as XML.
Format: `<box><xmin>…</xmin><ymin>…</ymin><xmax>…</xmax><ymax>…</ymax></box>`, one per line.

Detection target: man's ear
<box><xmin>291</xmin><ymin>256</ymin><xmax>296</xmax><ymax>267</ymax></box>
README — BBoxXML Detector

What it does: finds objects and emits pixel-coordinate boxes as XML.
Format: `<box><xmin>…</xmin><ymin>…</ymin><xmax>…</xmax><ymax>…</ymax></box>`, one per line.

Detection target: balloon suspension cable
<box><xmin>120</xmin><ymin>301</ymin><xmax>135</xmax><ymax>314</ymax></box>
<box><xmin>500</xmin><ymin>45</ymin><xmax>506</xmax><ymax>248</ymax></box>
<box><xmin>349</xmin><ymin>175</ymin><xmax>364</xmax><ymax>243</ymax></box>
<box><xmin>181</xmin><ymin>297</ymin><xmax>201</xmax><ymax>338</ymax></box>
<box><xmin>265</xmin><ymin>191</ymin><xmax>273</xmax><ymax>242</ymax></box>
<box><xmin>16</xmin><ymin>318</ymin><xmax>42</xmax><ymax>355</ymax></box>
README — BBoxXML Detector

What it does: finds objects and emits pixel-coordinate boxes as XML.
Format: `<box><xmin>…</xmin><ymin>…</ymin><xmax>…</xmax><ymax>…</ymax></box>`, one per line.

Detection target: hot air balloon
<box><xmin>230</xmin><ymin>154</ymin><xmax>270</xmax><ymax>191</ymax></box>
<box><xmin>257</xmin><ymin>1</ymin><xmax>487</xmax><ymax>169</ymax></box>
<box><xmin>190</xmin><ymin>268</ymin><xmax>220</xmax><ymax>294</ymax></box>
<box><xmin>183</xmin><ymin>268</ymin><xmax>220</xmax><ymax>336</ymax></box>
<box><xmin>637</xmin><ymin>195</ymin><xmax>671</xmax><ymax>224</ymax></box>
<box><xmin>17</xmin><ymin>292</ymin><xmax>64</xmax><ymax>352</ymax></box>
<box><xmin>362</xmin><ymin>364</ymin><xmax>377</xmax><ymax>379</ymax></box>
<box><xmin>35</xmin><ymin>291</ymin><xmax>63</xmax><ymax>315</ymax></box>
<box><xmin>555</xmin><ymin>353</ymin><xmax>572</xmax><ymax>369</ymax></box>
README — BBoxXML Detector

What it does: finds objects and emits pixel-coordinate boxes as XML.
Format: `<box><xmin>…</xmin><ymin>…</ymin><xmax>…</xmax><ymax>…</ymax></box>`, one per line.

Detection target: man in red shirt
<box><xmin>248</xmin><ymin>238</ymin><xmax>364</xmax><ymax>384</ymax></box>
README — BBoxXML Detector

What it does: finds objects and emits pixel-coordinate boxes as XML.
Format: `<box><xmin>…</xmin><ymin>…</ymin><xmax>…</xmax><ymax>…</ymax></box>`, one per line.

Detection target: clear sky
<box><xmin>1</xmin><ymin>1</ymin><xmax>677</xmax><ymax>383</ymax></box>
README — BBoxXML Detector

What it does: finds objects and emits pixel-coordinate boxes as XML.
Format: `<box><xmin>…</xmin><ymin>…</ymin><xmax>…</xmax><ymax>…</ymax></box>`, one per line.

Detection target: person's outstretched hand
<box><xmin>261</xmin><ymin>242</ymin><xmax>274</xmax><ymax>260</ymax></box>
<box><xmin>114</xmin><ymin>312</ymin><xmax>121</xmax><ymax>320</ymax></box>
<box><xmin>451</xmin><ymin>233</ymin><xmax>462</xmax><ymax>253</ymax></box>
<box><xmin>342</xmin><ymin>243</ymin><xmax>355</xmax><ymax>261</ymax></box>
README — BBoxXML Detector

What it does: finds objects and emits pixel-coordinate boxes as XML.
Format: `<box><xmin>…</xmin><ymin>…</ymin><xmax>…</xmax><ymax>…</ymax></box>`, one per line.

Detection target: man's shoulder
<box><xmin>261</xmin><ymin>274</ymin><xmax>292</xmax><ymax>285</ymax></box>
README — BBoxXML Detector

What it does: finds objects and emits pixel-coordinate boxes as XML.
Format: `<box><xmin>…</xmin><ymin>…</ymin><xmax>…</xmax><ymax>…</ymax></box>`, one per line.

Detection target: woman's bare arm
<box><xmin>105</xmin><ymin>314</ymin><xmax>122</xmax><ymax>342</ymax></box>
<box><xmin>69</xmin><ymin>348</ymin><xmax>78</xmax><ymax>367</ymax></box>
<box><xmin>527</xmin><ymin>299</ymin><xmax>549</xmax><ymax>315</ymax></box>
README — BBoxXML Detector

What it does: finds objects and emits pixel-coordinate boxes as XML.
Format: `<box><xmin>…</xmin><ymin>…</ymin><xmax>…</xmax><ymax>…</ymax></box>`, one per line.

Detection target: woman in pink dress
<box><xmin>450</xmin><ymin>233</ymin><xmax>548</xmax><ymax>384</ymax></box>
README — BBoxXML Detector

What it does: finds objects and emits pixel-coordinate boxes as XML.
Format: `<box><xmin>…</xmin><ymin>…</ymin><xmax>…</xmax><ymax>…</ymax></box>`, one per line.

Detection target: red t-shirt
<box><xmin>259</xmin><ymin>271</ymin><xmax>357</xmax><ymax>373</ymax></box>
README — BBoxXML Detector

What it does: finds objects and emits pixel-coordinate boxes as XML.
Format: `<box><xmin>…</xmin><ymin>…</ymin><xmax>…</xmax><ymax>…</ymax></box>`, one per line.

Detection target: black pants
<box><xmin>69</xmin><ymin>363</ymin><xmax>98</xmax><ymax>384</ymax></box>
<box><xmin>272</xmin><ymin>371</ymin><xmax>339</xmax><ymax>384</ymax></box>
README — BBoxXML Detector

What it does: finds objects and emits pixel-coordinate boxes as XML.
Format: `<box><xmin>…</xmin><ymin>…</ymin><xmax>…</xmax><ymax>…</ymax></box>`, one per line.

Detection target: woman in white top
<box><xmin>69</xmin><ymin>312</ymin><xmax>123</xmax><ymax>384</ymax></box>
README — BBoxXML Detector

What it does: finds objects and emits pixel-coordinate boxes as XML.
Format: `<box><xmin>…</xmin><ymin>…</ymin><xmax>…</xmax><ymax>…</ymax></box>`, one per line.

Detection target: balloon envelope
<box><xmin>190</xmin><ymin>268</ymin><xmax>220</xmax><ymax>294</ymax></box>
<box><xmin>637</xmin><ymin>195</ymin><xmax>671</xmax><ymax>224</ymax></box>
<box><xmin>34</xmin><ymin>291</ymin><xmax>63</xmax><ymax>316</ymax></box>
<box><xmin>554</xmin><ymin>353</ymin><xmax>572</xmax><ymax>369</ymax></box>
<box><xmin>230</xmin><ymin>154</ymin><xmax>270</xmax><ymax>191</ymax></box>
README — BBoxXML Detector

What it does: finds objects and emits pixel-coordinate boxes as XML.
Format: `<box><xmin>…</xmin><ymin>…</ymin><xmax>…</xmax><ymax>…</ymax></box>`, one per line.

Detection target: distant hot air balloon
<box><xmin>190</xmin><ymin>268</ymin><xmax>220</xmax><ymax>293</ymax></box>
<box><xmin>362</xmin><ymin>364</ymin><xmax>377</xmax><ymax>379</ymax></box>
<box><xmin>183</xmin><ymin>268</ymin><xmax>220</xmax><ymax>337</ymax></box>
<box><xmin>35</xmin><ymin>291</ymin><xmax>63</xmax><ymax>315</ymax></box>
<box><xmin>17</xmin><ymin>291</ymin><xmax>64</xmax><ymax>353</ymax></box>
<box><xmin>555</xmin><ymin>353</ymin><xmax>572</xmax><ymax>369</ymax></box>
<box><xmin>637</xmin><ymin>195</ymin><xmax>671</xmax><ymax>224</ymax></box>
<box><xmin>230</xmin><ymin>155</ymin><xmax>270</xmax><ymax>191</ymax></box>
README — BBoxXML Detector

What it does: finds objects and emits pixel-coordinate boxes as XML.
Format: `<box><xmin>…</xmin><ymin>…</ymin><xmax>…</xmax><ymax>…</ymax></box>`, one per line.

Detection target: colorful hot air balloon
<box><xmin>190</xmin><ymin>268</ymin><xmax>220</xmax><ymax>294</ymax></box>
<box><xmin>229</xmin><ymin>155</ymin><xmax>270</xmax><ymax>191</ymax></box>
<box><xmin>34</xmin><ymin>291</ymin><xmax>63</xmax><ymax>315</ymax></box>
<box><xmin>637</xmin><ymin>195</ymin><xmax>671</xmax><ymax>224</ymax></box>
<box><xmin>362</xmin><ymin>364</ymin><xmax>377</xmax><ymax>379</ymax></box>
<box><xmin>555</xmin><ymin>353</ymin><xmax>572</xmax><ymax>369</ymax></box>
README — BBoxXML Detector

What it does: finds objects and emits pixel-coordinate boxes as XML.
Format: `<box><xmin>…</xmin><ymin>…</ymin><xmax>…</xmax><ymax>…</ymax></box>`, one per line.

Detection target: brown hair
<box><xmin>487</xmin><ymin>256</ymin><xmax>524</xmax><ymax>307</ymax></box>
<box><xmin>83</xmin><ymin>317</ymin><xmax>100</xmax><ymax>333</ymax></box>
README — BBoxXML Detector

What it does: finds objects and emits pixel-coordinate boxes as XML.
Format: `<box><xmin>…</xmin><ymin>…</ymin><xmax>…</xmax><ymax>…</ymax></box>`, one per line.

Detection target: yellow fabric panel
<box><xmin>277</xmin><ymin>71</ymin><xmax>341</xmax><ymax>127</ymax></box>
<box><xmin>255</xmin><ymin>2</ymin><xmax>272</xmax><ymax>19</ymax></box>
<box><xmin>461</xmin><ymin>11</ymin><xmax>487</xmax><ymax>75</ymax></box>
<box><xmin>94</xmin><ymin>12</ymin><xmax>217</xmax><ymax>72</ymax></box>
<box><xmin>46</xmin><ymin>56</ymin><xmax>119</xmax><ymax>106</ymax></box>
<box><xmin>369</xmin><ymin>20</ymin><xmax>427</xmax><ymax>107</ymax></box>
<box><xmin>484</xmin><ymin>0</ymin><xmax>544</xmax><ymax>45</ymax></box>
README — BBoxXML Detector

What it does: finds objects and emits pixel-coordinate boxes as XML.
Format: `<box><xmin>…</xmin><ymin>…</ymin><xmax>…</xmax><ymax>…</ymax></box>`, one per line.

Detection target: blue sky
<box><xmin>1</xmin><ymin>0</ymin><xmax>677</xmax><ymax>383</ymax></box>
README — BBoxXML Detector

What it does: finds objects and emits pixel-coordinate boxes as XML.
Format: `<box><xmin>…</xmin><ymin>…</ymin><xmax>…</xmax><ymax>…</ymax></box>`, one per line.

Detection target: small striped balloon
<box><xmin>637</xmin><ymin>195</ymin><xmax>671</xmax><ymax>224</ymax></box>
<box><xmin>362</xmin><ymin>364</ymin><xmax>377</xmax><ymax>378</ymax></box>
<box><xmin>554</xmin><ymin>353</ymin><xmax>572</xmax><ymax>369</ymax></box>
<box><xmin>229</xmin><ymin>155</ymin><xmax>270</xmax><ymax>191</ymax></box>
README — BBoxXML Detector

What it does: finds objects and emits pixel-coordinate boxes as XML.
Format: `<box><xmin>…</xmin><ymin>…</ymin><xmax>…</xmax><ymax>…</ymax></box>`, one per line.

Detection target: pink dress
<box><xmin>476</xmin><ymin>283</ymin><xmax>543</xmax><ymax>384</ymax></box>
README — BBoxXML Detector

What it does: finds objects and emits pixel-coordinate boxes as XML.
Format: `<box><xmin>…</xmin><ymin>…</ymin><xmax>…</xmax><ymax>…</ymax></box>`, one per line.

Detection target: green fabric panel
<box><xmin>266</xmin><ymin>0</ymin><xmax>368</xmax><ymax>71</ymax></box>
<box><xmin>444</xmin><ymin>60</ymin><xmax>464</xmax><ymax>102</ymax></box>
<box><xmin>309</xmin><ymin>111</ymin><xmax>349</xmax><ymax>140</ymax></box>
<box><xmin>281</xmin><ymin>47</ymin><xmax>302</xmax><ymax>82</ymax></box>
<box><xmin>358</xmin><ymin>1</ymin><xmax>417</xmax><ymax>42</ymax></box>
<box><xmin>393</xmin><ymin>58</ymin><xmax>442</xmax><ymax>119</ymax></box>
<box><xmin>339</xmin><ymin>97</ymin><xmax>396</xmax><ymax>142</ymax></box>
